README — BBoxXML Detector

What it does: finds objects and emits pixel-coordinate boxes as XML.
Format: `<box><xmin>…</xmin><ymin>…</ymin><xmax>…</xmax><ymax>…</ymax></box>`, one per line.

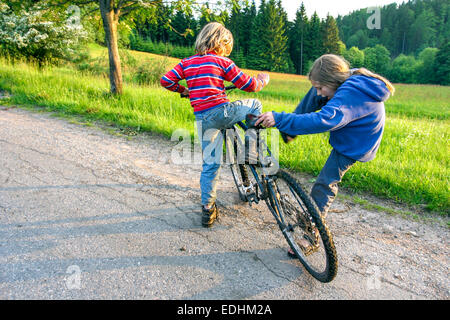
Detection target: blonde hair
<box><xmin>308</xmin><ymin>54</ymin><xmax>395</xmax><ymax>95</ymax></box>
<box><xmin>195</xmin><ymin>22</ymin><xmax>233</xmax><ymax>56</ymax></box>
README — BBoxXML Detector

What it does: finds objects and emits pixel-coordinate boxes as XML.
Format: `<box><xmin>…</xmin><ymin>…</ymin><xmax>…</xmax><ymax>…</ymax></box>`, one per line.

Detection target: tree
<box><xmin>343</xmin><ymin>46</ymin><xmax>364</xmax><ymax>68</ymax></box>
<box><xmin>347</xmin><ymin>29</ymin><xmax>368</xmax><ymax>49</ymax></box>
<box><xmin>305</xmin><ymin>11</ymin><xmax>322</xmax><ymax>62</ymax></box>
<box><xmin>246</xmin><ymin>0</ymin><xmax>291</xmax><ymax>72</ymax></box>
<box><xmin>410</xmin><ymin>9</ymin><xmax>437</xmax><ymax>54</ymax></box>
<box><xmin>337</xmin><ymin>40</ymin><xmax>346</xmax><ymax>55</ymax></box>
<box><xmin>435</xmin><ymin>0</ymin><xmax>450</xmax><ymax>48</ymax></box>
<box><xmin>389</xmin><ymin>54</ymin><xmax>419</xmax><ymax>83</ymax></box>
<box><xmin>416</xmin><ymin>47</ymin><xmax>438</xmax><ymax>84</ymax></box>
<box><xmin>226</xmin><ymin>0</ymin><xmax>243</xmax><ymax>51</ymax></box>
<box><xmin>262</xmin><ymin>0</ymin><xmax>290</xmax><ymax>72</ymax></box>
<box><xmin>240</xmin><ymin>0</ymin><xmax>256</xmax><ymax>59</ymax></box>
<box><xmin>226</xmin><ymin>0</ymin><xmax>246</xmax><ymax>67</ymax></box>
<box><xmin>336</xmin><ymin>0</ymin><xmax>449</xmax><ymax>57</ymax></box>
<box><xmin>434</xmin><ymin>41</ymin><xmax>450</xmax><ymax>85</ymax></box>
<box><xmin>290</xmin><ymin>2</ymin><xmax>309</xmax><ymax>74</ymax></box>
<box><xmin>363</xmin><ymin>44</ymin><xmax>391</xmax><ymax>76</ymax></box>
<box><xmin>321</xmin><ymin>14</ymin><xmax>340</xmax><ymax>54</ymax></box>
<box><xmin>247</xmin><ymin>0</ymin><xmax>267</xmax><ymax>70</ymax></box>
<box><xmin>169</xmin><ymin>9</ymin><xmax>196</xmax><ymax>47</ymax></box>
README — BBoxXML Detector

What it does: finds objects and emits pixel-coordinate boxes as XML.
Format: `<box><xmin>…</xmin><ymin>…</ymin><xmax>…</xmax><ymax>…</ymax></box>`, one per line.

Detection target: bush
<box><xmin>0</xmin><ymin>3</ymin><xmax>87</xmax><ymax>66</ymax></box>
<box><xmin>343</xmin><ymin>46</ymin><xmax>364</xmax><ymax>68</ymax></box>
<box><xmin>389</xmin><ymin>54</ymin><xmax>420</xmax><ymax>83</ymax></box>
<box><xmin>416</xmin><ymin>47</ymin><xmax>438</xmax><ymax>84</ymax></box>
<box><xmin>363</xmin><ymin>44</ymin><xmax>391</xmax><ymax>76</ymax></box>
<box><xmin>132</xmin><ymin>58</ymin><xmax>169</xmax><ymax>86</ymax></box>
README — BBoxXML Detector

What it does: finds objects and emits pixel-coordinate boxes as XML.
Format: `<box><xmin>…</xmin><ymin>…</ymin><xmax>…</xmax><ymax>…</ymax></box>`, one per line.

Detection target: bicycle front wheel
<box><xmin>267</xmin><ymin>170</ymin><xmax>338</xmax><ymax>283</ymax></box>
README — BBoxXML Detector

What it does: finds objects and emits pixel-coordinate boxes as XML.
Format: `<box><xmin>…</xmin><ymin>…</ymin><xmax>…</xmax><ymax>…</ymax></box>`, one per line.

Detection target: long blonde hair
<box><xmin>195</xmin><ymin>22</ymin><xmax>234</xmax><ymax>56</ymax></box>
<box><xmin>308</xmin><ymin>54</ymin><xmax>395</xmax><ymax>95</ymax></box>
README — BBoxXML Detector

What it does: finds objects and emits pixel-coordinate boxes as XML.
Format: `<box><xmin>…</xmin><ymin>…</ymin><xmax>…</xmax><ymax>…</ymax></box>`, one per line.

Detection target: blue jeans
<box><xmin>195</xmin><ymin>99</ymin><xmax>262</xmax><ymax>206</ymax></box>
<box><xmin>311</xmin><ymin>149</ymin><xmax>355</xmax><ymax>216</ymax></box>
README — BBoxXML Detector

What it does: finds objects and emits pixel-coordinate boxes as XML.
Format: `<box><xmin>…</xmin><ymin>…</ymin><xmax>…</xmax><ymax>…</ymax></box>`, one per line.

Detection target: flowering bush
<box><xmin>0</xmin><ymin>3</ymin><xmax>87</xmax><ymax>65</ymax></box>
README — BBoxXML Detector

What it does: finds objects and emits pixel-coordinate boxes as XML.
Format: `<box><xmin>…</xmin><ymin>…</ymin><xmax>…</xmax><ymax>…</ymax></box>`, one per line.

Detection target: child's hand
<box><xmin>255</xmin><ymin>112</ymin><xmax>275</xmax><ymax>128</ymax></box>
<box><xmin>180</xmin><ymin>88</ymin><xmax>189</xmax><ymax>98</ymax></box>
<box><xmin>257</xmin><ymin>73</ymin><xmax>270</xmax><ymax>85</ymax></box>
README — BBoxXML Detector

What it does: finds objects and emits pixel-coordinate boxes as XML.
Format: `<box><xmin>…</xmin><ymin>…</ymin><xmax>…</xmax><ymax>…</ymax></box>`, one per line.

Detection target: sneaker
<box><xmin>202</xmin><ymin>203</ymin><xmax>219</xmax><ymax>227</ymax></box>
<box><xmin>280</xmin><ymin>131</ymin><xmax>296</xmax><ymax>144</ymax></box>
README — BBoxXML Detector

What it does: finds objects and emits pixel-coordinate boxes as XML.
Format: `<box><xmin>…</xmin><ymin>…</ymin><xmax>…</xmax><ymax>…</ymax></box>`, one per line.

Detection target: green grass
<box><xmin>0</xmin><ymin>49</ymin><xmax>449</xmax><ymax>216</ymax></box>
<box><xmin>0</xmin><ymin>61</ymin><xmax>196</xmax><ymax>137</ymax></box>
<box><xmin>385</xmin><ymin>85</ymin><xmax>450</xmax><ymax>120</ymax></box>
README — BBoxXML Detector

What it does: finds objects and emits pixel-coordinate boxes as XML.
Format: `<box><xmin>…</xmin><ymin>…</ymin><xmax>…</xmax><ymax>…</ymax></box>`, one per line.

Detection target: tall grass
<box><xmin>0</xmin><ymin>59</ymin><xmax>195</xmax><ymax>137</ymax></box>
<box><xmin>0</xmin><ymin>50</ymin><xmax>448</xmax><ymax>215</ymax></box>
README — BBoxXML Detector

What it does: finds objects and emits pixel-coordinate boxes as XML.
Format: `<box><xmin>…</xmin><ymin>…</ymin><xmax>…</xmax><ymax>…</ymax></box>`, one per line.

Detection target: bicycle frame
<box><xmin>228</xmin><ymin>121</ymin><xmax>286</xmax><ymax>228</ymax></box>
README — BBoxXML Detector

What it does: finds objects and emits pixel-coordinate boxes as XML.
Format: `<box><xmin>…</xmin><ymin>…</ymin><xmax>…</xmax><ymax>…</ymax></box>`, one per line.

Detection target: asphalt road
<box><xmin>0</xmin><ymin>107</ymin><xmax>448</xmax><ymax>300</ymax></box>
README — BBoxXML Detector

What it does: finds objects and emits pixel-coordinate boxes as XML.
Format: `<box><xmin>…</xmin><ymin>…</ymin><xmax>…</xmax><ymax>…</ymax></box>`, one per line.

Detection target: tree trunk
<box><xmin>99</xmin><ymin>0</ymin><xmax>123</xmax><ymax>95</ymax></box>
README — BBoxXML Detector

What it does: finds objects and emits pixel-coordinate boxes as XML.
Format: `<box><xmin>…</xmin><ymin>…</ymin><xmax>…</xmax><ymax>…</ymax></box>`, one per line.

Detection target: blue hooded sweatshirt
<box><xmin>272</xmin><ymin>75</ymin><xmax>390</xmax><ymax>162</ymax></box>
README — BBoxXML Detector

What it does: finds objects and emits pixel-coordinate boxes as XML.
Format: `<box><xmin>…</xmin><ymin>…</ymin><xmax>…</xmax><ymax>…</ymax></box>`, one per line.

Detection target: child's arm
<box><xmin>160</xmin><ymin>62</ymin><xmax>187</xmax><ymax>94</ymax></box>
<box><xmin>293</xmin><ymin>87</ymin><xmax>328</xmax><ymax>114</ymax></box>
<box><xmin>272</xmin><ymin>94</ymin><xmax>354</xmax><ymax>136</ymax></box>
<box><xmin>224</xmin><ymin>62</ymin><xmax>268</xmax><ymax>93</ymax></box>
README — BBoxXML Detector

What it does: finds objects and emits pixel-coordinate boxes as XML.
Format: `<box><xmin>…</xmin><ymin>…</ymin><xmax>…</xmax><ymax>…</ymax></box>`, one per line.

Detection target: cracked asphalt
<box><xmin>0</xmin><ymin>107</ymin><xmax>449</xmax><ymax>299</ymax></box>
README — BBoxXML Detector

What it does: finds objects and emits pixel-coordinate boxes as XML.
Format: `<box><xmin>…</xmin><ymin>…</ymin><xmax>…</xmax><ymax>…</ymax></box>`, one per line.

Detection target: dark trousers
<box><xmin>310</xmin><ymin>149</ymin><xmax>355</xmax><ymax>216</ymax></box>
<box><xmin>292</xmin><ymin>88</ymin><xmax>356</xmax><ymax>216</ymax></box>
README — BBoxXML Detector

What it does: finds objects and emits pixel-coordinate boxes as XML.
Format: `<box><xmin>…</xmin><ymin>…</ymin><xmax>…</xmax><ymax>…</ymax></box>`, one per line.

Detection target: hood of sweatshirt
<box><xmin>343</xmin><ymin>75</ymin><xmax>391</xmax><ymax>102</ymax></box>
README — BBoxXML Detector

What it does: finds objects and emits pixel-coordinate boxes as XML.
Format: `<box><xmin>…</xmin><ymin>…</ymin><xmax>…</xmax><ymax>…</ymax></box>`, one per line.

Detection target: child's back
<box><xmin>161</xmin><ymin>52</ymin><xmax>266</xmax><ymax>114</ymax></box>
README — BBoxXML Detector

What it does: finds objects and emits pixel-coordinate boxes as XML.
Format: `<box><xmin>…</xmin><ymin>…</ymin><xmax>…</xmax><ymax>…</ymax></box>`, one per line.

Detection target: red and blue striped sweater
<box><xmin>160</xmin><ymin>52</ymin><xmax>266</xmax><ymax>114</ymax></box>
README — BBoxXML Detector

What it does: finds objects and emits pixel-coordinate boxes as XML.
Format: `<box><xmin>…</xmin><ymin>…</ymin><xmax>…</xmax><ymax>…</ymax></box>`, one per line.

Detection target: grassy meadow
<box><xmin>0</xmin><ymin>44</ymin><xmax>449</xmax><ymax>215</ymax></box>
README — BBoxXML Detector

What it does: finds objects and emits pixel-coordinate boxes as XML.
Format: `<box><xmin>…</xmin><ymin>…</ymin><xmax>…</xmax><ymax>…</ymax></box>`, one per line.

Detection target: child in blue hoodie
<box><xmin>256</xmin><ymin>54</ymin><xmax>395</xmax><ymax>220</ymax></box>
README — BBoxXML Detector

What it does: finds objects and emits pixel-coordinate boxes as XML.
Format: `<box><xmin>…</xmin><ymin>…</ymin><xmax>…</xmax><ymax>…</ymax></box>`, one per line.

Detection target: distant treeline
<box><xmin>128</xmin><ymin>0</ymin><xmax>449</xmax><ymax>85</ymax></box>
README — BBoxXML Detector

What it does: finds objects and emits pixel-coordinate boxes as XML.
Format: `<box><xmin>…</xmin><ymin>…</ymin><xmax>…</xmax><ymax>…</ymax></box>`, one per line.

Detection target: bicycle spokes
<box><xmin>276</xmin><ymin>185</ymin><xmax>319</xmax><ymax>248</ymax></box>
<box><xmin>267</xmin><ymin>171</ymin><xmax>338</xmax><ymax>282</ymax></box>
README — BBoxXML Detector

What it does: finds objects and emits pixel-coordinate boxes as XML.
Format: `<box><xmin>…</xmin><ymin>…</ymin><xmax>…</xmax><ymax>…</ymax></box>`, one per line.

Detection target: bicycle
<box><xmin>182</xmin><ymin>86</ymin><xmax>338</xmax><ymax>283</ymax></box>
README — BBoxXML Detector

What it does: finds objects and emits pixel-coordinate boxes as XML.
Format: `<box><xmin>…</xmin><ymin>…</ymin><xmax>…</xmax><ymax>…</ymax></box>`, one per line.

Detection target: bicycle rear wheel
<box><xmin>267</xmin><ymin>169</ymin><xmax>338</xmax><ymax>283</ymax></box>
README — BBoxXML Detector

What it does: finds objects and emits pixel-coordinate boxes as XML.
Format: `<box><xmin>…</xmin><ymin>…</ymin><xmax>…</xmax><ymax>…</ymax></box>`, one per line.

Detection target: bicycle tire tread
<box><xmin>276</xmin><ymin>169</ymin><xmax>338</xmax><ymax>283</ymax></box>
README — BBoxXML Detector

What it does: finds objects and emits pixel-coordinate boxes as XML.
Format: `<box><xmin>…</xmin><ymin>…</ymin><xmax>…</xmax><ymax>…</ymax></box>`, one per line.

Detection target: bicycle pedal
<box><xmin>248</xmin><ymin>199</ymin><xmax>259</xmax><ymax>207</ymax></box>
<box><xmin>259</xmin><ymin>156</ymin><xmax>274</xmax><ymax>168</ymax></box>
<box><xmin>246</xmin><ymin>193</ymin><xmax>259</xmax><ymax>206</ymax></box>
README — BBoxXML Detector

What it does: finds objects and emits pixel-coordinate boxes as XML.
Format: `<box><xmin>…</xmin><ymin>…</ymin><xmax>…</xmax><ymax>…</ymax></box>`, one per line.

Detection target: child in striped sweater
<box><xmin>161</xmin><ymin>22</ymin><xmax>269</xmax><ymax>227</ymax></box>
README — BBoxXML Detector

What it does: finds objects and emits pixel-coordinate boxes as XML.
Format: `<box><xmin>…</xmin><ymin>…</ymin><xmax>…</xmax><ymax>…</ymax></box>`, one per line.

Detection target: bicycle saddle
<box><xmin>246</xmin><ymin>113</ymin><xmax>264</xmax><ymax>130</ymax></box>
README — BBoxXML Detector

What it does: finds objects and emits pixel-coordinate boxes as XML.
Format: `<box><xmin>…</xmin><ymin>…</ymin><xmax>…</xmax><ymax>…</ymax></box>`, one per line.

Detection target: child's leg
<box><xmin>196</xmin><ymin>99</ymin><xmax>262</xmax><ymax>207</ymax></box>
<box><xmin>219</xmin><ymin>99</ymin><xmax>262</xmax><ymax>126</ymax></box>
<box><xmin>224</xmin><ymin>99</ymin><xmax>263</xmax><ymax>164</ymax></box>
<box><xmin>199</xmin><ymin>128</ymin><xmax>223</xmax><ymax>207</ymax></box>
<box><xmin>310</xmin><ymin>149</ymin><xmax>356</xmax><ymax>217</ymax></box>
